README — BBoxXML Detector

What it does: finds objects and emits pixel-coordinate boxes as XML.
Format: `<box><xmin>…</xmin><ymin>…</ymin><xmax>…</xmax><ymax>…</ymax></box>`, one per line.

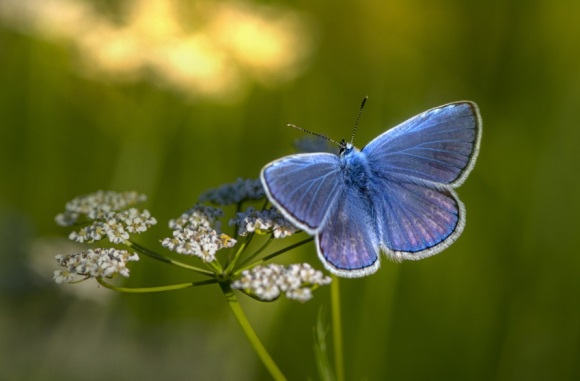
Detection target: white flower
<box><xmin>169</xmin><ymin>204</ymin><xmax>223</xmax><ymax>230</ymax></box>
<box><xmin>66</xmin><ymin>208</ymin><xmax>157</xmax><ymax>244</ymax></box>
<box><xmin>286</xmin><ymin>287</ymin><xmax>312</xmax><ymax>302</ymax></box>
<box><xmin>163</xmin><ymin>204</ymin><xmax>235</xmax><ymax>262</ymax></box>
<box><xmin>229</xmin><ymin>207</ymin><xmax>298</xmax><ymax>238</ymax></box>
<box><xmin>115</xmin><ymin>208</ymin><xmax>157</xmax><ymax>234</ymax></box>
<box><xmin>53</xmin><ymin>248</ymin><xmax>139</xmax><ymax>283</ymax></box>
<box><xmin>53</xmin><ymin>269</ymin><xmax>76</xmax><ymax>284</ymax></box>
<box><xmin>231</xmin><ymin>263</ymin><xmax>331</xmax><ymax>302</ymax></box>
<box><xmin>161</xmin><ymin>226</ymin><xmax>236</xmax><ymax>262</ymax></box>
<box><xmin>199</xmin><ymin>178</ymin><xmax>265</xmax><ymax>205</ymax></box>
<box><xmin>55</xmin><ymin>191</ymin><xmax>147</xmax><ymax>226</ymax></box>
<box><xmin>56</xmin><ymin>191</ymin><xmax>156</xmax><ymax>244</ymax></box>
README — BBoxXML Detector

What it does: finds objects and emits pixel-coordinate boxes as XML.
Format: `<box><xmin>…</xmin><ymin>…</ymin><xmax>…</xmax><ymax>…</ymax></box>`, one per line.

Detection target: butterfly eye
<box><xmin>339</xmin><ymin>141</ymin><xmax>354</xmax><ymax>156</ymax></box>
<box><xmin>339</xmin><ymin>139</ymin><xmax>348</xmax><ymax>155</ymax></box>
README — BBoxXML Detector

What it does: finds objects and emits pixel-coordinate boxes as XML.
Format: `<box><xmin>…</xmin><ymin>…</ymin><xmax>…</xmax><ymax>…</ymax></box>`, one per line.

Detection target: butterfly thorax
<box><xmin>340</xmin><ymin>145</ymin><xmax>371</xmax><ymax>188</ymax></box>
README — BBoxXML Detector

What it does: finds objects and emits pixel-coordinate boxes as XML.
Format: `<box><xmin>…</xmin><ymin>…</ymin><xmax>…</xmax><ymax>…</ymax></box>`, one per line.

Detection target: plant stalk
<box><xmin>331</xmin><ymin>275</ymin><xmax>345</xmax><ymax>381</ymax></box>
<box><xmin>220</xmin><ymin>282</ymin><xmax>287</xmax><ymax>381</ymax></box>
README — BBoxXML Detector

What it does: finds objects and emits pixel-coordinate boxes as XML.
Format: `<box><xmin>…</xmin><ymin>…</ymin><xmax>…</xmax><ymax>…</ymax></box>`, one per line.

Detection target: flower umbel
<box><xmin>199</xmin><ymin>178</ymin><xmax>265</xmax><ymax>205</ymax></box>
<box><xmin>162</xmin><ymin>204</ymin><xmax>236</xmax><ymax>262</ymax></box>
<box><xmin>232</xmin><ymin>263</ymin><xmax>332</xmax><ymax>302</ymax></box>
<box><xmin>169</xmin><ymin>204</ymin><xmax>223</xmax><ymax>230</ymax></box>
<box><xmin>229</xmin><ymin>206</ymin><xmax>298</xmax><ymax>238</ymax></box>
<box><xmin>162</xmin><ymin>226</ymin><xmax>236</xmax><ymax>262</ymax></box>
<box><xmin>56</xmin><ymin>191</ymin><xmax>156</xmax><ymax>244</ymax></box>
<box><xmin>67</xmin><ymin>208</ymin><xmax>157</xmax><ymax>244</ymax></box>
<box><xmin>53</xmin><ymin>248</ymin><xmax>139</xmax><ymax>283</ymax></box>
<box><xmin>55</xmin><ymin>190</ymin><xmax>147</xmax><ymax>226</ymax></box>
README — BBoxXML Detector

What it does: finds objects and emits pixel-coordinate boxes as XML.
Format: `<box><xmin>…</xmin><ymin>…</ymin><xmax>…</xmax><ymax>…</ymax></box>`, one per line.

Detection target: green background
<box><xmin>1</xmin><ymin>0</ymin><xmax>579</xmax><ymax>380</ymax></box>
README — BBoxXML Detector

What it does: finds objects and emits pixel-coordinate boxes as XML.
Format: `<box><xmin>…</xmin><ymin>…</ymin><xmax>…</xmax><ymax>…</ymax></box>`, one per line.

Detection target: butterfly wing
<box><xmin>363</xmin><ymin>102</ymin><xmax>481</xmax><ymax>260</ymax></box>
<box><xmin>260</xmin><ymin>153</ymin><xmax>344</xmax><ymax>233</ymax></box>
<box><xmin>368</xmin><ymin>177</ymin><xmax>464</xmax><ymax>260</ymax></box>
<box><xmin>363</xmin><ymin>102</ymin><xmax>481</xmax><ymax>187</ymax></box>
<box><xmin>316</xmin><ymin>186</ymin><xmax>381</xmax><ymax>277</ymax></box>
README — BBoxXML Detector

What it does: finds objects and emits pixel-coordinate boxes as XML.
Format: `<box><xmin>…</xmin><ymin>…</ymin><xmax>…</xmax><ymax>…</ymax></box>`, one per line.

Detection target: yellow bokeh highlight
<box><xmin>0</xmin><ymin>0</ymin><xmax>314</xmax><ymax>101</ymax></box>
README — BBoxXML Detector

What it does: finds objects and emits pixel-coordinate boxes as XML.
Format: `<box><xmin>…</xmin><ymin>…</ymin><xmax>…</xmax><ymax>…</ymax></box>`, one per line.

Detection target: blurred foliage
<box><xmin>1</xmin><ymin>0</ymin><xmax>579</xmax><ymax>380</ymax></box>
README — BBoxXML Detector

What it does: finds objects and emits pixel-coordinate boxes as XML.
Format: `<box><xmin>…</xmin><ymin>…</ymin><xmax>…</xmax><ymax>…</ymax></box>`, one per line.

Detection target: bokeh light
<box><xmin>0</xmin><ymin>0</ymin><xmax>313</xmax><ymax>101</ymax></box>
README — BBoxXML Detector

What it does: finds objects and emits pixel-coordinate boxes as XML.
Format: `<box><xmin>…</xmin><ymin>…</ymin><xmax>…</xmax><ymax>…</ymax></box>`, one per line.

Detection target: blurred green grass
<box><xmin>1</xmin><ymin>0</ymin><xmax>579</xmax><ymax>380</ymax></box>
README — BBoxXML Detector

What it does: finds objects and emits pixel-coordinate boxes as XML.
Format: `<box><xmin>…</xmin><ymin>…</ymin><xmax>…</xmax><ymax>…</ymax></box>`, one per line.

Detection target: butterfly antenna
<box><xmin>287</xmin><ymin>123</ymin><xmax>342</xmax><ymax>147</ymax></box>
<box><xmin>350</xmin><ymin>96</ymin><xmax>368</xmax><ymax>144</ymax></box>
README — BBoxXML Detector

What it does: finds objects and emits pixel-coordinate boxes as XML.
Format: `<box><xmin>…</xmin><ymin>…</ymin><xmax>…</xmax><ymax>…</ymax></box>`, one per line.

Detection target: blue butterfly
<box><xmin>260</xmin><ymin>101</ymin><xmax>482</xmax><ymax>278</ymax></box>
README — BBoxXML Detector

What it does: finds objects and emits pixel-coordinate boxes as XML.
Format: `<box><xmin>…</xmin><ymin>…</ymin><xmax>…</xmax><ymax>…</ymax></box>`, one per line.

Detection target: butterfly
<box><xmin>260</xmin><ymin>101</ymin><xmax>482</xmax><ymax>278</ymax></box>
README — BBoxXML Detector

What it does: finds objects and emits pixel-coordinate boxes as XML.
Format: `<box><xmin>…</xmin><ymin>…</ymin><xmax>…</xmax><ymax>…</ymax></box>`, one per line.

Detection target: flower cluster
<box><xmin>199</xmin><ymin>178</ymin><xmax>265</xmax><ymax>205</ymax></box>
<box><xmin>53</xmin><ymin>185</ymin><xmax>329</xmax><ymax>306</ymax></box>
<box><xmin>67</xmin><ymin>208</ymin><xmax>157</xmax><ymax>244</ymax></box>
<box><xmin>162</xmin><ymin>226</ymin><xmax>235</xmax><ymax>262</ymax></box>
<box><xmin>169</xmin><ymin>204</ymin><xmax>223</xmax><ymax>230</ymax></box>
<box><xmin>55</xmin><ymin>190</ymin><xmax>147</xmax><ymax>226</ymax></box>
<box><xmin>162</xmin><ymin>204</ymin><xmax>236</xmax><ymax>262</ymax></box>
<box><xmin>232</xmin><ymin>263</ymin><xmax>332</xmax><ymax>302</ymax></box>
<box><xmin>56</xmin><ymin>191</ymin><xmax>156</xmax><ymax>244</ymax></box>
<box><xmin>53</xmin><ymin>248</ymin><xmax>139</xmax><ymax>283</ymax></box>
<box><xmin>229</xmin><ymin>207</ymin><xmax>298</xmax><ymax>238</ymax></box>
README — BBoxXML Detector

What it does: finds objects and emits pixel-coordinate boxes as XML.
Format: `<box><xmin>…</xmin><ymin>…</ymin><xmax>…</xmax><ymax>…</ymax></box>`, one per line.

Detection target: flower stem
<box><xmin>224</xmin><ymin>232</ymin><xmax>255</xmax><ymax>274</ymax></box>
<box><xmin>331</xmin><ymin>275</ymin><xmax>345</xmax><ymax>381</ymax></box>
<box><xmin>128</xmin><ymin>240</ymin><xmax>214</xmax><ymax>276</ymax></box>
<box><xmin>237</xmin><ymin>237</ymin><xmax>314</xmax><ymax>273</ymax></box>
<box><xmin>203</xmin><ymin>258</ymin><xmax>223</xmax><ymax>274</ymax></box>
<box><xmin>220</xmin><ymin>282</ymin><xmax>287</xmax><ymax>381</ymax></box>
<box><xmin>97</xmin><ymin>277</ymin><xmax>218</xmax><ymax>293</ymax></box>
<box><xmin>237</xmin><ymin>235</ymin><xmax>274</xmax><ymax>269</ymax></box>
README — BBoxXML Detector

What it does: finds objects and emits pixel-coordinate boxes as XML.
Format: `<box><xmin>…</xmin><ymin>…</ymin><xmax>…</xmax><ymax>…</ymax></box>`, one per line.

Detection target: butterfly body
<box><xmin>261</xmin><ymin>102</ymin><xmax>481</xmax><ymax>278</ymax></box>
<box><xmin>340</xmin><ymin>146</ymin><xmax>371</xmax><ymax>186</ymax></box>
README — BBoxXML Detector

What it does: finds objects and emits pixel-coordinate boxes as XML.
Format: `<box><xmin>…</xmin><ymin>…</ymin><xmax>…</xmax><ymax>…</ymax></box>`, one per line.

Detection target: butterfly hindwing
<box><xmin>368</xmin><ymin>176</ymin><xmax>464</xmax><ymax>260</ymax></box>
<box><xmin>261</xmin><ymin>153</ymin><xmax>344</xmax><ymax>233</ymax></box>
<box><xmin>316</xmin><ymin>186</ymin><xmax>380</xmax><ymax>277</ymax></box>
<box><xmin>364</xmin><ymin>102</ymin><xmax>481</xmax><ymax>187</ymax></box>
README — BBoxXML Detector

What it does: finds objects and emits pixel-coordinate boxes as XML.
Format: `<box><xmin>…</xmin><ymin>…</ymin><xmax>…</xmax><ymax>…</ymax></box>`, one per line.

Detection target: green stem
<box><xmin>97</xmin><ymin>277</ymin><xmax>218</xmax><ymax>293</ymax></box>
<box><xmin>237</xmin><ymin>237</ymin><xmax>314</xmax><ymax>273</ymax></box>
<box><xmin>220</xmin><ymin>282</ymin><xmax>287</xmax><ymax>381</ymax></box>
<box><xmin>204</xmin><ymin>258</ymin><xmax>223</xmax><ymax>274</ymax></box>
<box><xmin>128</xmin><ymin>240</ymin><xmax>214</xmax><ymax>276</ymax></box>
<box><xmin>331</xmin><ymin>275</ymin><xmax>345</xmax><ymax>381</ymax></box>
<box><xmin>224</xmin><ymin>232</ymin><xmax>255</xmax><ymax>274</ymax></box>
<box><xmin>237</xmin><ymin>235</ymin><xmax>274</xmax><ymax>269</ymax></box>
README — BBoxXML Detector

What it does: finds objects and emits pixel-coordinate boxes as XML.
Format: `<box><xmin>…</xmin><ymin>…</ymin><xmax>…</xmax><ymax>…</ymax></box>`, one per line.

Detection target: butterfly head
<box><xmin>339</xmin><ymin>139</ymin><xmax>355</xmax><ymax>157</ymax></box>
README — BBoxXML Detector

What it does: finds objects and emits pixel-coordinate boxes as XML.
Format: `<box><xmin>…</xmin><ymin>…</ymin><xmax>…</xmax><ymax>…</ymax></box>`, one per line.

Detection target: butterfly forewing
<box><xmin>363</xmin><ymin>102</ymin><xmax>481</xmax><ymax>187</ymax></box>
<box><xmin>261</xmin><ymin>153</ymin><xmax>344</xmax><ymax>233</ymax></box>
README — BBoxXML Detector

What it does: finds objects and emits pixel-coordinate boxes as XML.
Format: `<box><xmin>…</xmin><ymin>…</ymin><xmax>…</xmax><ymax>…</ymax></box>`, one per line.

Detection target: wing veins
<box><xmin>386</xmin><ymin>152</ymin><xmax>467</xmax><ymax>169</ymax></box>
<box><xmin>304</xmin><ymin>169</ymin><xmax>341</xmax><ymax>215</ymax></box>
<box><xmin>377</xmin><ymin>180</ymin><xmax>457</xmax><ymax>252</ymax></box>
<box><xmin>287</xmin><ymin>169</ymin><xmax>339</xmax><ymax>202</ymax></box>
